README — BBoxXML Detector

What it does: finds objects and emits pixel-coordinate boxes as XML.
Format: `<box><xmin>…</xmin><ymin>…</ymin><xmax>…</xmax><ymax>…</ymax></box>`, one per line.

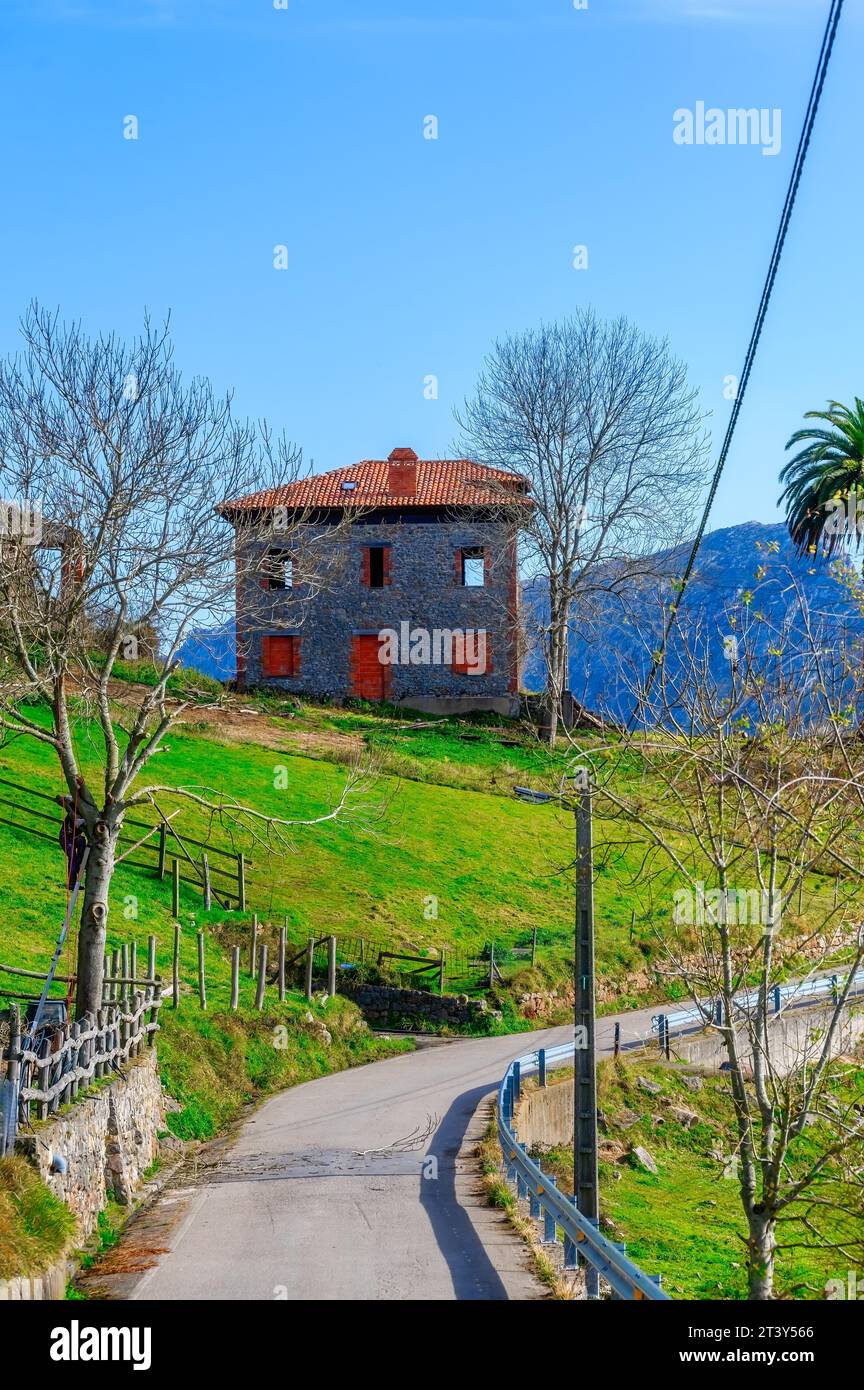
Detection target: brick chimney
<box><xmin>387</xmin><ymin>447</ymin><xmax>418</xmax><ymax>496</ymax></box>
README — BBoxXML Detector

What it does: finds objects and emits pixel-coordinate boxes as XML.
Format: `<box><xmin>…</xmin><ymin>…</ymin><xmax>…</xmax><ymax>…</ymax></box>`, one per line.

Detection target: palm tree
<box><xmin>779</xmin><ymin>399</ymin><xmax>864</xmax><ymax>555</ymax></box>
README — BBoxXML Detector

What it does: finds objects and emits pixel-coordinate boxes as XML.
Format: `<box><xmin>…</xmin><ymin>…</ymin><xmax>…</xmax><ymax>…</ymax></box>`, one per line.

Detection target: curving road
<box><xmin>85</xmin><ymin>1003</ymin><xmax>664</xmax><ymax>1302</ymax></box>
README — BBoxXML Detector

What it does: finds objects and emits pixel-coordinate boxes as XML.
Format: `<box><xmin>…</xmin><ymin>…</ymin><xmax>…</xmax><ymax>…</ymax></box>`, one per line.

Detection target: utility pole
<box><xmin>574</xmin><ymin>775</ymin><xmax>599</xmax><ymax>1299</ymax></box>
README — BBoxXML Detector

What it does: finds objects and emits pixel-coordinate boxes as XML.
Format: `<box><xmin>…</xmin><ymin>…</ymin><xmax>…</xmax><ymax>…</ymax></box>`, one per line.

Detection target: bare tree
<box><xmin>0</xmin><ymin>304</ymin><xmax>360</xmax><ymax>1016</ymax></box>
<box><xmin>572</xmin><ymin>564</ymin><xmax>864</xmax><ymax>1298</ymax></box>
<box><xmin>457</xmin><ymin>310</ymin><xmax>709</xmax><ymax>744</ymax></box>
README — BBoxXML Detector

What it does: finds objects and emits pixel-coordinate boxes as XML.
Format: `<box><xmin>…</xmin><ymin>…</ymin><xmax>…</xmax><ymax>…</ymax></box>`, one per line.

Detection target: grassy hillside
<box><xmin>526</xmin><ymin>1056</ymin><xmax>862</xmax><ymax>1300</ymax></box>
<box><xmin>0</xmin><ymin>700</ymin><xmax>673</xmax><ymax>1014</ymax></box>
<box><xmin>0</xmin><ymin>690</ymin><xmax>854</xmax><ymax>1023</ymax></box>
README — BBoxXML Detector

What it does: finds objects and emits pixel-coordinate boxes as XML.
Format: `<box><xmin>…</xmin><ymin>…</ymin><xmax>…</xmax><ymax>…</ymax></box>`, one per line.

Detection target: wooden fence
<box><xmin>0</xmin><ymin>773</ymin><xmax>249</xmax><ymax>910</ymax></box>
<box><xmin>6</xmin><ymin>981</ymin><xmax>163</xmax><ymax>1124</ymax></box>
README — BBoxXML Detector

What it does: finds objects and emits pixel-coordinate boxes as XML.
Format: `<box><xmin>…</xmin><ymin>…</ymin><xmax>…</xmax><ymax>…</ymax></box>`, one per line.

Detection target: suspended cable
<box><xmin>631</xmin><ymin>0</ymin><xmax>845</xmax><ymax>725</ymax></box>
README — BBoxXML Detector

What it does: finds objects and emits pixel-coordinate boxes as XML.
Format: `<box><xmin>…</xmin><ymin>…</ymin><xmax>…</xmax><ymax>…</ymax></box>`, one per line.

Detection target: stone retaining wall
<box><xmin>16</xmin><ymin>1048</ymin><xmax>165</xmax><ymax>1245</ymax></box>
<box><xmin>344</xmin><ymin>983</ymin><xmax>487</xmax><ymax>1029</ymax></box>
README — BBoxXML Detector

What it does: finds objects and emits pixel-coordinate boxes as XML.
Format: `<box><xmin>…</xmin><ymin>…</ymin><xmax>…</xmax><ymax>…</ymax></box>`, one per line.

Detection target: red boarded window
<box><xmin>261</xmin><ymin>635</ymin><xmax>301</xmax><ymax>677</ymax></box>
<box><xmin>361</xmin><ymin>546</ymin><xmax>391</xmax><ymax>588</ymax></box>
<box><xmin>451</xmin><ymin>633</ymin><xmax>492</xmax><ymax>676</ymax></box>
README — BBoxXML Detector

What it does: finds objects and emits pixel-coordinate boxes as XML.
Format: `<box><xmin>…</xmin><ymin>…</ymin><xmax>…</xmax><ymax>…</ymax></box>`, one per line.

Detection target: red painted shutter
<box><xmin>454</xmin><ymin>549</ymin><xmax>464</xmax><ymax>585</ymax></box>
<box><xmin>360</xmin><ymin>549</ymin><xmax>371</xmax><ymax>586</ymax></box>
<box><xmin>451</xmin><ymin>633</ymin><xmax>492</xmax><ymax>676</ymax></box>
<box><xmin>383</xmin><ymin>546</ymin><xmax>392</xmax><ymax>586</ymax></box>
<box><xmin>262</xmin><ymin>636</ymin><xmax>296</xmax><ymax>677</ymax></box>
<box><xmin>291</xmin><ymin>637</ymin><xmax>301</xmax><ymax>676</ymax></box>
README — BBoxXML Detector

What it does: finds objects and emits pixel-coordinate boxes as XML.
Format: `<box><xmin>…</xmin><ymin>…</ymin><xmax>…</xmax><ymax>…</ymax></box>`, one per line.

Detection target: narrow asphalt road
<box><xmin>98</xmin><ymin>1002</ymin><xmax>662</xmax><ymax>1302</ymax></box>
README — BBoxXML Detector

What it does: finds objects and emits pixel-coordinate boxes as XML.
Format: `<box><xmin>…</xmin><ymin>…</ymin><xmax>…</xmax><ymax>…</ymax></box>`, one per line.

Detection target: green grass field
<box><xmin>0</xmin><ymin>700</ymin><xmax>676</xmax><ymax>1010</ymax></box>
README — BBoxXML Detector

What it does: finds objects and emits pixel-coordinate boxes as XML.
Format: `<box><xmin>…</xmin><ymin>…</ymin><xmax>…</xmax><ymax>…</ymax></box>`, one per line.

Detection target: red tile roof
<box><xmin>221</xmin><ymin>448</ymin><xmax>530</xmax><ymax>515</ymax></box>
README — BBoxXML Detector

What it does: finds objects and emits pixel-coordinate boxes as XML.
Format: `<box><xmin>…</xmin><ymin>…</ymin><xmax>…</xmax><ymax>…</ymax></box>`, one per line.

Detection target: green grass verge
<box><xmin>0</xmin><ymin>1155</ymin><xmax>76</xmax><ymax>1279</ymax></box>
<box><xmin>529</xmin><ymin>1056</ymin><xmax>862</xmax><ymax>1300</ymax></box>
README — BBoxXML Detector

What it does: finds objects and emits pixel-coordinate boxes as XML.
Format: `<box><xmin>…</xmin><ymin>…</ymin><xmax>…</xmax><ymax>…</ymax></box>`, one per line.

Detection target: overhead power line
<box><xmin>632</xmin><ymin>0</ymin><xmax>845</xmax><ymax>724</ymax></box>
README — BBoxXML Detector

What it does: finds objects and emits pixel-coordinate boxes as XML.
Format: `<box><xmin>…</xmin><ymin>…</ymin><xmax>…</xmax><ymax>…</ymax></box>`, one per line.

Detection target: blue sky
<box><xmin>0</xmin><ymin>0</ymin><xmax>859</xmax><ymax>531</ymax></box>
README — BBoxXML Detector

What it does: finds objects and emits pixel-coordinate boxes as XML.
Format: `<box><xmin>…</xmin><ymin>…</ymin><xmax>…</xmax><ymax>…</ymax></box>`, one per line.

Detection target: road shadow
<box><xmin>418</xmin><ymin>1081</ymin><xmax>509</xmax><ymax>1300</ymax></box>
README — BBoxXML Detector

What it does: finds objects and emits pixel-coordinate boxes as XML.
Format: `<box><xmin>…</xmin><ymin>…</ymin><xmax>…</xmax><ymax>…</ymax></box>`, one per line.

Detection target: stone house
<box><xmin>220</xmin><ymin>447</ymin><xmax>529</xmax><ymax>716</ymax></box>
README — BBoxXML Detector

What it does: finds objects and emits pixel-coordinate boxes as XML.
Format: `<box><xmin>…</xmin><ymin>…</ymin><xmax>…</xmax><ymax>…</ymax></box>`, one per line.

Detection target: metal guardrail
<box><xmin>496</xmin><ymin>1042</ymin><xmax>670</xmax><ymax>1301</ymax></box>
<box><xmin>652</xmin><ymin>967</ymin><xmax>864</xmax><ymax>1039</ymax></box>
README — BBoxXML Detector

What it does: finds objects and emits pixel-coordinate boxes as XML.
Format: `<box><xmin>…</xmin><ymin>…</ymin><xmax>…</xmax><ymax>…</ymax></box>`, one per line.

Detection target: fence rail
<box><xmin>0</xmin><ymin>772</ymin><xmax>249</xmax><ymax>910</ymax></box>
<box><xmin>8</xmin><ymin>983</ymin><xmax>163</xmax><ymax>1126</ymax></box>
<box><xmin>497</xmin><ymin>1042</ymin><xmax>669</xmax><ymax>1301</ymax></box>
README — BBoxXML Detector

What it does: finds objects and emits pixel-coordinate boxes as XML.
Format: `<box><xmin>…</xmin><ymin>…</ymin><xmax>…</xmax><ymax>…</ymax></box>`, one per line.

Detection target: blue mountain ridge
<box><xmin>522</xmin><ymin>521</ymin><xmax>864</xmax><ymax>721</ymax></box>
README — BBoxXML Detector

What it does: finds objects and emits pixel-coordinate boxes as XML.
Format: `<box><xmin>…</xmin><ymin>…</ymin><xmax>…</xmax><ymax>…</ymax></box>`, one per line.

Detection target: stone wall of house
<box><xmin>237</xmin><ymin>515</ymin><xmax>520</xmax><ymax>713</ymax></box>
<box><xmin>16</xmin><ymin>1049</ymin><xmax>165</xmax><ymax>1243</ymax></box>
<box><xmin>344</xmin><ymin>983</ymin><xmax>489</xmax><ymax>1030</ymax></box>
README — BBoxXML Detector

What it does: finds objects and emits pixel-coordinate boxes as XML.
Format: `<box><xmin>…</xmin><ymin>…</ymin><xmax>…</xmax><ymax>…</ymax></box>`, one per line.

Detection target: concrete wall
<box><xmin>517</xmin><ymin>1000</ymin><xmax>864</xmax><ymax>1149</ymax></box>
<box><xmin>237</xmin><ymin>515</ymin><xmax>520</xmax><ymax>712</ymax></box>
<box><xmin>670</xmin><ymin>1000</ymin><xmax>864</xmax><ymax>1073</ymax></box>
<box><xmin>16</xmin><ymin>1049</ymin><xmax>165</xmax><ymax>1244</ymax></box>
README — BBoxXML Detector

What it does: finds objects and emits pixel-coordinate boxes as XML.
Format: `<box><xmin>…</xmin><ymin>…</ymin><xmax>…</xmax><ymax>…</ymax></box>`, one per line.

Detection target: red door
<box><xmin>350</xmin><ymin>634</ymin><xmax>391</xmax><ymax>700</ymax></box>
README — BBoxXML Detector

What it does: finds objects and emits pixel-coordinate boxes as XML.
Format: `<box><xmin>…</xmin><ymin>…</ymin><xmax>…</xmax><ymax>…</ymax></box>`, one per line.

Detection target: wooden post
<box><xmin>250</xmin><ymin>915</ymin><xmax>259</xmax><ymax>976</ymax></box>
<box><xmin>230</xmin><ymin>946</ymin><xmax>240</xmax><ymax>1010</ymax></box>
<box><xmin>68</xmin><ymin>1020</ymin><xmax>81</xmax><ymax>1102</ymax></box>
<box><xmin>488</xmin><ymin>942</ymin><xmax>495</xmax><ymax>991</ymax></box>
<box><xmin>131</xmin><ymin>941</ymin><xmax>138</xmax><ymax>986</ymax></box>
<box><xmin>305</xmin><ymin>937</ymin><xmax>314</xmax><ymax>1001</ymax></box>
<box><xmin>94</xmin><ymin>1009</ymin><xmax>106</xmax><ymax>1079</ymax></box>
<box><xmin>834</xmin><ymin>876</ymin><xmax>840</xmax><ymax>908</ymax></box>
<box><xmin>327</xmin><ymin>935</ymin><xmax>337</xmax><ymax>997</ymax></box>
<box><xmin>120</xmin><ymin>944</ymin><xmax>129</xmax><ymax>1005</ymax></box>
<box><xmin>202</xmin><ymin>855</ymin><xmax>212</xmax><ymax>911</ymax></box>
<box><xmin>237</xmin><ymin>853</ymin><xmax>247</xmax><ymax>911</ymax></box>
<box><xmin>256</xmin><ymin>945</ymin><xmax>268</xmax><ymax>1010</ymax></box>
<box><xmin>118</xmin><ymin>977</ymin><xmax>128</xmax><ymax>1058</ymax></box>
<box><xmin>172</xmin><ymin>857</ymin><xmax>181</xmax><ymax>917</ymax></box>
<box><xmin>438</xmin><ymin>951</ymin><xmax>445</xmax><ymax>993</ymax></box>
<box><xmin>147</xmin><ymin>934</ymin><xmax>156</xmax><ymax>982</ymax></box>
<box><xmin>531</xmin><ymin>927</ymin><xmax>537</xmax><ymax>966</ymax></box>
<box><xmin>173</xmin><ymin>921</ymin><xmax>181</xmax><ymax>1009</ymax></box>
<box><xmin>629</xmin><ymin>909</ymin><xmax>636</xmax><ymax>944</ymax></box>
<box><xmin>146</xmin><ymin>984</ymin><xmax>158</xmax><ymax>1045</ymax></box>
<box><xmin>5</xmin><ymin>1004</ymin><xmax>21</xmax><ymax>1150</ymax></box>
<box><xmin>197</xmin><ymin>931</ymin><xmax>207</xmax><ymax>1011</ymax></box>
<box><xmin>112</xmin><ymin>947</ymin><xmax>122</xmax><ymax>1003</ymax></box>
<box><xmin>277</xmin><ymin>927</ymin><xmax>286</xmax><ymax>1002</ymax></box>
<box><xmin>158</xmin><ymin>822</ymin><xmax>168</xmax><ymax>880</ymax></box>
<box><xmin>103</xmin><ymin>951</ymin><xmax>111</xmax><ymax>1005</ymax></box>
